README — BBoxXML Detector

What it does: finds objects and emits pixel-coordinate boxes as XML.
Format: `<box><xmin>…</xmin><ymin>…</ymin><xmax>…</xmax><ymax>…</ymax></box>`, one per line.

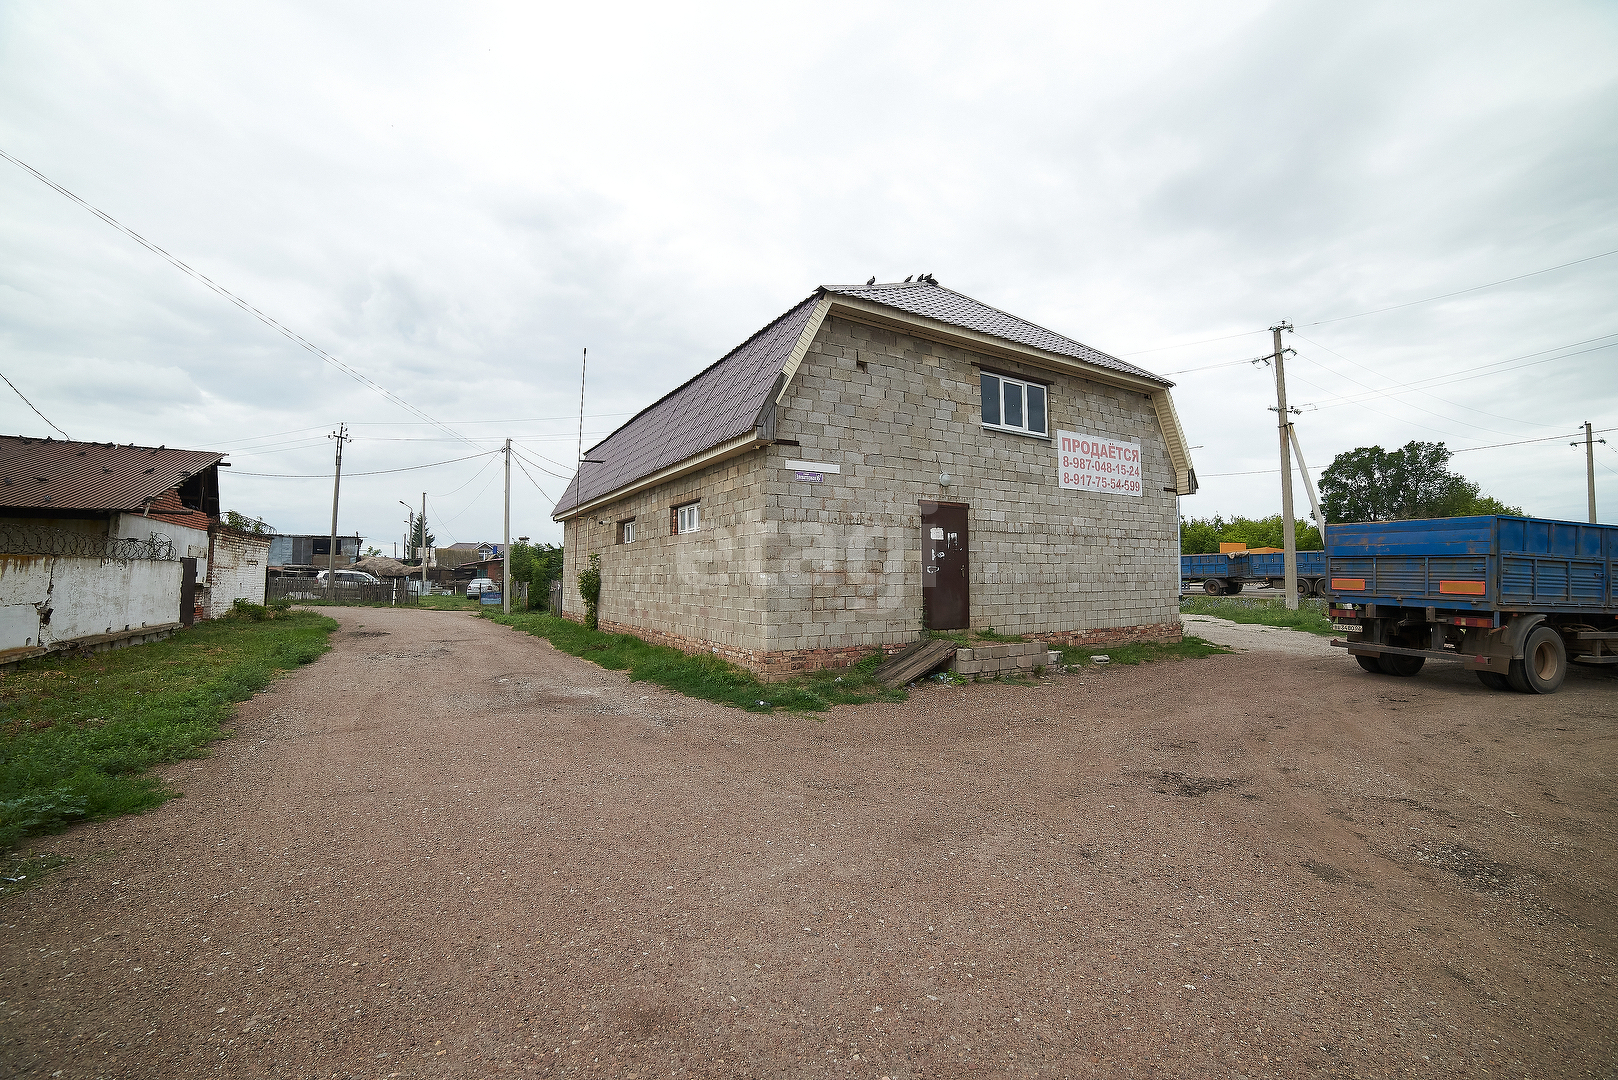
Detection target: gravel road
<box><xmin>3</xmin><ymin>607</ymin><xmax>1614</xmax><ymax>1079</ymax></box>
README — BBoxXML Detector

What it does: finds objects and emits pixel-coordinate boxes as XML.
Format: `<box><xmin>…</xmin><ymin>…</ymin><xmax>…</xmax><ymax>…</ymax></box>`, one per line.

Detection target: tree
<box><xmin>405</xmin><ymin>513</ymin><xmax>435</xmax><ymax>562</ymax></box>
<box><xmin>511</xmin><ymin>541</ymin><xmax>564</xmax><ymax>610</ymax></box>
<box><xmin>363</xmin><ymin>545</ymin><xmax>383</xmax><ymax>556</ymax></box>
<box><xmin>1319</xmin><ymin>441</ymin><xmax>1523</xmax><ymax>522</ymax></box>
<box><xmin>1181</xmin><ymin>514</ymin><xmax>1322</xmax><ymax>554</ymax></box>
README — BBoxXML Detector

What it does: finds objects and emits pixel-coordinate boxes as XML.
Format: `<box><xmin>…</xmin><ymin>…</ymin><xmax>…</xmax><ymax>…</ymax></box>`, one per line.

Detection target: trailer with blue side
<box><xmin>1181</xmin><ymin>550</ymin><xmax>1330</xmax><ymax>596</ymax></box>
<box><xmin>1325</xmin><ymin>515</ymin><xmax>1618</xmax><ymax>694</ymax></box>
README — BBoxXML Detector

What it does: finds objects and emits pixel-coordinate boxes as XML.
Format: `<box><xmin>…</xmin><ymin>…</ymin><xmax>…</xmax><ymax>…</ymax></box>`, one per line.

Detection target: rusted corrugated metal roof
<box><xmin>0</xmin><ymin>435</ymin><xmax>225</xmax><ymax>512</ymax></box>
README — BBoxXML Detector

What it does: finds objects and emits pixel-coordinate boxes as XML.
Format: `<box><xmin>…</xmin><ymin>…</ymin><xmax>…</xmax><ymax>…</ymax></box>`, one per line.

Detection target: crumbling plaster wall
<box><xmin>0</xmin><ymin>554</ymin><xmax>182</xmax><ymax>651</ymax></box>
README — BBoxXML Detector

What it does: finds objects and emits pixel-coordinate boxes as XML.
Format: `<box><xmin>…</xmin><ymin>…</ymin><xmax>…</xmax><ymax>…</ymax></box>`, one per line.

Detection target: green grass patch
<box><xmin>1179</xmin><ymin>595</ymin><xmax>1335</xmax><ymax>635</ymax></box>
<box><xmin>1057</xmin><ymin>634</ymin><xmax>1230</xmax><ymax>666</ymax></box>
<box><xmin>482</xmin><ymin>612</ymin><xmax>907</xmax><ymax>713</ymax></box>
<box><xmin>0</xmin><ymin>611</ymin><xmax>337</xmax><ymax>854</ymax></box>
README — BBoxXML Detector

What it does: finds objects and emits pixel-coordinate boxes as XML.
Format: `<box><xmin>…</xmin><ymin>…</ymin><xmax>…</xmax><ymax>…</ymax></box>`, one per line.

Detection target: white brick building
<box><xmin>553</xmin><ymin>279</ymin><xmax>1198</xmax><ymax>679</ymax></box>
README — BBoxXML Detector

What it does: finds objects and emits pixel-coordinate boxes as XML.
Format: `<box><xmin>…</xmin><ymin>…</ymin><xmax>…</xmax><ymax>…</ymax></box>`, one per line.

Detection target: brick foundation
<box><xmin>1027</xmin><ymin>621</ymin><xmax>1183</xmax><ymax>648</ymax></box>
<box><xmin>579</xmin><ymin>616</ymin><xmax>1182</xmax><ymax>681</ymax></box>
<box><xmin>596</xmin><ymin>618</ymin><xmax>913</xmax><ymax>680</ymax></box>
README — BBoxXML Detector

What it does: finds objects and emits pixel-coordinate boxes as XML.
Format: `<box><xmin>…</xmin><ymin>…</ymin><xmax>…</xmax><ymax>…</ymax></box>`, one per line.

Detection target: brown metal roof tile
<box><xmin>0</xmin><ymin>435</ymin><xmax>225</xmax><ymax>512</ymax></box>
<box><xmin>552</xmin><ymin>280</ymin><xmax>1166</xmax><ymax>518</ymax></box>
<box><xmin>822</xmin><ymin>280</ymin><xmax>1170</xmax><ymax>385</ymax></box>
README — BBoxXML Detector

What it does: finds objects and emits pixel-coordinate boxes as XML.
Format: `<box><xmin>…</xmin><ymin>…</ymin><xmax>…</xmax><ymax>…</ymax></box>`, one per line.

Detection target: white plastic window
<box><xmin>676</xmin><ymin>504</ymin><xmax>700</xmax><ymax>534</ymax></box>
<box><xmin>980</xmin><ymin>372</ymin><xmax>1048</xmax><ymax>437</ymax></box>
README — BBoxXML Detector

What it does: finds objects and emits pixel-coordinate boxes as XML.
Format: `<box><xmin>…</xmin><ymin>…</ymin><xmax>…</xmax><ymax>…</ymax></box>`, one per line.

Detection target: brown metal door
<box><xmin>180</xmin><ymin>558</ymin><xmax>196</xmax><ymax>627</ymax></box>
<box><xmin>921</xmin><ymin>501</ymin><xmax>969</xmax><ymax>630</ymax></box>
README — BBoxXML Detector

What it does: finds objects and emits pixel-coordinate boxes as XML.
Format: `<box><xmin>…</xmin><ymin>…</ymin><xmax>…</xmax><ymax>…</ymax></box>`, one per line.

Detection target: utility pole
<box><xmin>422</xmin><ymin>492</ymin><xmax>429</xmax><ymax>597</ymax></box>
<box><xmin>1572</xmin><ymin>420</ymin><xmax>1603</xmax><ymax>523</ymax></box>
<box><xmin>326</xmin><ymin>423</ymin><xmax>349</xmax><ymax>600</ymax></box>
<box><xmin>1270</xmin><ymin>324</ymin><xmax>1299</xmax><ymax>610</ymax></box>
<box><xmin>503</xmin><ymin>438</ymin><xmax>512</xmax><ymax>615</ymax></box>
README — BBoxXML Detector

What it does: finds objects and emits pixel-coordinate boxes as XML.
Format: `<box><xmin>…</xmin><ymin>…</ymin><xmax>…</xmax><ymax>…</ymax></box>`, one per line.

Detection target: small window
<box><xmin>980</xmin><ymin>372</ymin><xmax>1048</xmax><ymax>437</ymax></box>
<box><xmin>676</xmin><ymin>503</ymin><xmax>700</xmax><ymax>534</ymax></box>
<box><xmin>617</xmin><ymin>519</ymin><xmax>637</xmax><ymax>544</ymax></box>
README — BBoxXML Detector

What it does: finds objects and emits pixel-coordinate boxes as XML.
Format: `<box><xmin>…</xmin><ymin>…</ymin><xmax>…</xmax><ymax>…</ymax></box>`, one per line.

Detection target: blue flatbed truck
<box><xmin>1181</xmin><ymin>550</ymin><xmax>1330</xmax><ymax>596</ymax></box>
<box><xmin>1325</xmin><ymin>515</ymin><xmax>1618</xmax><ymax>694</ymax></box>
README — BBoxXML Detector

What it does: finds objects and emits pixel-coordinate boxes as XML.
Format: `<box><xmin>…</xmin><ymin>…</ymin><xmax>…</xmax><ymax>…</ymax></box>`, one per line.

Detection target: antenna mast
<box><xmin>577</xmin><ymin>347</ymin><xmax>588</xmax><ymax>465</ymax></box>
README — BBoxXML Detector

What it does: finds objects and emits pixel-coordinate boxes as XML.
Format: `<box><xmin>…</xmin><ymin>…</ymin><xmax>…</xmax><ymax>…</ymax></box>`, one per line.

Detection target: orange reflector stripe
<box><xmin>1439</xmin><ymin>580</ymin><xmax>1487</xmax><ymax>595</ymax></box>
<box><xmin>1331</xmin><ymin>578</ymin><xmax>1366</xmax><ymax>591</ymax></box>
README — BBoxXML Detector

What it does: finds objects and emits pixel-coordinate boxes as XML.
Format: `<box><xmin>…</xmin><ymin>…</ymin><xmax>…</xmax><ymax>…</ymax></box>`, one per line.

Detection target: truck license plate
<box><xmin>1331</xmin><ymin>621</ymin><xmax>1362</xmax><ymax>633</ymax></box>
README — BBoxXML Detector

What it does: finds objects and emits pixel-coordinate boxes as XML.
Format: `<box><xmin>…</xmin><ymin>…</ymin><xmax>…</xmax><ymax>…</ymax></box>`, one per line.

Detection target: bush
<box><xmin>578</xmin><ymin>553</ymin><xmax>602</xmax><ymax>631</ymax></box>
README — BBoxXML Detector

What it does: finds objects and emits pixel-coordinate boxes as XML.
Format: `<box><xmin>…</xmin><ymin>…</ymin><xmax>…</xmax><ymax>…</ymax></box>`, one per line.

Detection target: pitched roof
<box><xmin>552</xmin><ymin>281</ymin><xmax>1171</xmax><ymax>518</ymax></box>
<box><xmin>821</xmin><ymin>281</ymin><xmax>1167</xmax><ymax>385</ymax></box>
<box><xmin>554</xmin><ymin>294</ymin><xmax>822</xmax><ymax>514</ymax></box>
<box><xmin>0</xmin><ymin>435</ymin><xmax>225</xmax><ymax>513</ymax></box>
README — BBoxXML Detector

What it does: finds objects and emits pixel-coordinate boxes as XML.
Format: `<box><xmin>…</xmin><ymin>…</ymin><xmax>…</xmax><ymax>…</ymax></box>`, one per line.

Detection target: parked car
<box><xmin>316</xmin><ymin>569</ymin><xmax>383</xmax><ymax>587</ymax></box>
<box><xmin>466</xmin><ymin>577</ymin><xmax>496</xmax><ymax>598</ymax></box>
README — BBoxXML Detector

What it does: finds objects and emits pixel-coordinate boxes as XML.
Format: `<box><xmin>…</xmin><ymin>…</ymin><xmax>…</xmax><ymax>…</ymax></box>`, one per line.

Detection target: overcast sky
<box><xmin>3</xmin><ymin>1</ymin><xmax>1615</xmax><ymax>549</ymax></box>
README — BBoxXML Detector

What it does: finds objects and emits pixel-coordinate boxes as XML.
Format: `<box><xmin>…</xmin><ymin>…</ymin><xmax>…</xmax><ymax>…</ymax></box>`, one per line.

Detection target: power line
<box><xmin>232</xmin><ymin>449</ymin><xmax>497</xmax><ymax>478</ymax></box>
<box><xmin>1120</xmin><ymin>328</ymin><xmax>1270</xmax><ymax>357</ymax></box>
<box><xmin>1451</xmin><ymin>427</ymin><xmax>1617</xmax><ymax>454</ymax></box>
<box><xmin>1299</xmin><ymin>336</ymin><xmax>1618</xmax><ymax>409</ymax></box>
<box><xmin>1198</xmin><ymin>426</ymin><xmax>1616</xmax><ymax>478</ymax></box>
<box><xmin>1126</xmin><ymin>247</ymin><xmax>1618</xmax><ymax>358</ymax></box>
<box><xmin>1301</xmin><ymin>248</ymin><xmax>1618</xmax><ymax>327</ymax></box>
<box><xmin>1291</xmin><ymin>331</ymin><xmax>1554</xmax><ymax>431</ymax></box>
<box><xmin>1</xmin><ymin>369</ymin><xmax>71</xmax><ymax>439</ymax></box>
<box><xmin>0</xmin><ymin>148</ymin><xmax>480</xmax><ymax>453</ymax></box>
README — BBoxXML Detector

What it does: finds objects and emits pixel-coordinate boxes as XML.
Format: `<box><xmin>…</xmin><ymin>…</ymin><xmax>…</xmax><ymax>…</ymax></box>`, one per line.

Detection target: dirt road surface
<box><xmin>3</xmin><ymin>607</ymin><xmax>1614</xmax><ymax>1079</ymax></box>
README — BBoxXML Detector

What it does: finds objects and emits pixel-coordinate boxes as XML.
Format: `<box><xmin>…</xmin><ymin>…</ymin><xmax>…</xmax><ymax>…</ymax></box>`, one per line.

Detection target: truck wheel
<box><xmin>1378</xmin><ymin>653</ymin><xmax>1425</xmax><ymax>676</ymax></box>
<box><xmin>1508</xmin><ymin>626</ymin><xmax>1567</xmax><ymax>694</ymax></box>
<box><xmin>1312</xmin><ymin>578</ymin><xmax>1331</xmax><ymax>597</ymax></box>
<box><xmin>1225</xmin><ymin>580</ymin><xmax>1244</xmax><ymax>594</ymax></box>
<box><xmin>1355</xmin><ymin>656</ymin><xmax>1383</xmax><ymax>674</ymax></box>
<box><xmin>1476</xmin><ymin>670</ymin><xmax>1511</xmax><ymax>691</ymax></box>
<box><xmin>1203</xmin><ymin>579</ymin><xmax>1225</xmax><ymax>596</ymax></box>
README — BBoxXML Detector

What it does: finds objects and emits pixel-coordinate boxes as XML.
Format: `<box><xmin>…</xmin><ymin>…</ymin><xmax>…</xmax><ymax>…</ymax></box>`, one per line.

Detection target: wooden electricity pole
<box><xmin>325</xmin><ymin>423</ymin><xmax>349</xmax><ymax>600</ymax></box>
<box><xmin>1270</xmin><ymin>324</ymin><xmax>1299</xmax><ymax>610</ymax></box>
<box><xmin>421</xmin><ymin>491</ymin><xmax>429</xmax><ymax>597</ymax></box>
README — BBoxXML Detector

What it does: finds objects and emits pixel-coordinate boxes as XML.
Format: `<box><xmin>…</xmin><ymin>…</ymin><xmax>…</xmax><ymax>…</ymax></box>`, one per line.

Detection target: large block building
<box><xmin>552</xmin><ymin>279</ymin><xmax>1198</xmax><ymax>679</ymax></box>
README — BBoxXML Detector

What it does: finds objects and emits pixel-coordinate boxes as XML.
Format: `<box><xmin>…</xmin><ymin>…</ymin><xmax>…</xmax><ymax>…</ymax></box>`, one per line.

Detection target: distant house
<box><xmin>0</xmin><ymin>435</ymin><xmax>267</xmax><ymax>665</ymax></box>
<box><xmin>267</xmin><ymin>533</ymin><xmax>363</xmax><ymax>571</ymax></box>
<box><xmin>552</xmin><ymin>279</ymin><xmax>1197</xmax><ymax>679</ymax></box>
<box><xmin>435</xmin><ymin>542</ymin><xmax>501</xmax><ymax>570</ymax></box>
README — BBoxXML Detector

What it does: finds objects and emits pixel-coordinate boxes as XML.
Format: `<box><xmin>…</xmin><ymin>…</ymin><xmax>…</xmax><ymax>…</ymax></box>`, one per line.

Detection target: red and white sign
<box><xmin>1057</xmin><ymin>430</ymin><xmax>1142</xmax><ymax>496</ymax></box>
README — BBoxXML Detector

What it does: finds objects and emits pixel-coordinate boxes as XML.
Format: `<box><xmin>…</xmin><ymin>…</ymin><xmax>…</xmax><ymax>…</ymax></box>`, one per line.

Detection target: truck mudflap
<box><xmin>1331</xmin><ymin>640</ymin><xmax>1511</xmax><ymax>672</ymax></box>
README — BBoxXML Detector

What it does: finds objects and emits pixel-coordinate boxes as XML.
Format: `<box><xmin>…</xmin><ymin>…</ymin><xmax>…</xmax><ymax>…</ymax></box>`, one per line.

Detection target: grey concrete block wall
<box><xmin>561</xmin><ymin>311</ymin><xmax>1182</xmax><ymax>667</ymax></box>
<box><xmin>760</xmin><ymin>315</ymin><xmax>1181</xmax><ymax>652</ymax></box>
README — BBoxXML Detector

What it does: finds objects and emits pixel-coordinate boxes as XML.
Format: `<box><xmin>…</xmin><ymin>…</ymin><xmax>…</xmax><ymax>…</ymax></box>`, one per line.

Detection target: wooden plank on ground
<box><xmin>874</xmin><ymin>639</ymin><xmax>959</xmax><ymax>688</ymax></box>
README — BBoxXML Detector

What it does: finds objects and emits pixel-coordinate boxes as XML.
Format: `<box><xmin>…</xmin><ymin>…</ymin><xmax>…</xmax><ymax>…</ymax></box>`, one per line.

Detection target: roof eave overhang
<box><xmin>814</xmin><ymin>295</ymin><xmax>1174</xmax><ymax>396</ymax></box>
<box><xmin>552</xmin><ymin>430</ymin><xmax>770</xmax><ymax>522</ymax></box>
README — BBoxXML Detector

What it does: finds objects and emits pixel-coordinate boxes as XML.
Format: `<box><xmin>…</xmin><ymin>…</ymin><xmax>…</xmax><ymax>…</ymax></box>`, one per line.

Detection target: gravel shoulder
<box><xmin>3</xmin><ymin>606</ymin><xmax>1614</xmax><ymax>1079</ymax></box>
<box><xmin>1180</xmin><ymin>613</ymin><xmax>1339</xmax><ymax>657</ymax></box>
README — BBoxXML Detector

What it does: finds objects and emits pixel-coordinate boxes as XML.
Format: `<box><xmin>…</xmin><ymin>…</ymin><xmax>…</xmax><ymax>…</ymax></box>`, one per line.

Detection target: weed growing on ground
<box><xmin>0</xmin><ymin>612</ymin><xmax>337</xmax><ymax>853</ymax></box>
<box><xmin>1179</xmin><ymin>595</ymin><xmax>1334</xmax><ymax>635</ymax></box>
<box><xmin>1</xmin><ymin>851</ymin><xmax>68</xmax><ymax>896</ymax></box>
<box><xmin>1057</xmin><ymin>634</ymin><xmax>1230</xmax><ymax>666</ymax></box>
<box><xmin>484</xmin><ymin>612</ymin><xmax>907</xmax><ymax>713</ymax></box>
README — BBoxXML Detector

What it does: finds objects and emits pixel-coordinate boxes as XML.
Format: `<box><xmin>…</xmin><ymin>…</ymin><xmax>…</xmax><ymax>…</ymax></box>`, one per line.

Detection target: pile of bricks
<box><xmin>951</xmin><ymin>640</ymin><xmax>1056</xmax><ymax>677</ymax></box>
